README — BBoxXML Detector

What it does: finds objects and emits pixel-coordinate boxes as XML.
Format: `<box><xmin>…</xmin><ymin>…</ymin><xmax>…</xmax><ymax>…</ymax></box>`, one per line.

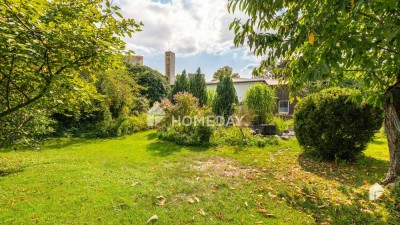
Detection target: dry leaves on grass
<box><xmin>156</xmin><ymin>196</ymin><xmax>166</xmax><ymax>206</ymax></box>
<box><xmin>146</xmin><ymin>215</ymin><xmax>158</xmax><ymax>224</ymax></box>
<box><xmin>192</xmin><ymin>157</ymin><xmax>252</xmax><ymax>178</ymax></box>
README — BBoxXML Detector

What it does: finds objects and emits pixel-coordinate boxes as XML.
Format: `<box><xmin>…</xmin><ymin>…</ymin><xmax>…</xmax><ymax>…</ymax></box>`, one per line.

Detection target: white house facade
<box><xmin>206</xmin><ymin>78</ymin><xmax>296</xmax><ymax>115</ymax></box>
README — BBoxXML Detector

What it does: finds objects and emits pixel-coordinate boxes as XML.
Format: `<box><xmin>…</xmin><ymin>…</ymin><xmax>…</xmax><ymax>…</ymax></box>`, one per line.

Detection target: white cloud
<box><xmin>117</xmin><ymin>0</ymin><xmax>246</xmax><ymax>56</ymax></box>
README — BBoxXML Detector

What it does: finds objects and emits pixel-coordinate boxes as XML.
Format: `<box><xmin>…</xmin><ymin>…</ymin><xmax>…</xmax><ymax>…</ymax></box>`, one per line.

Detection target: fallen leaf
<box><xmin>198</xmin><ymin>209</ymin><xmax>206</xmax><ymax>216</ymax></box>
<box><xmin>245</xmin><ymin>201</ymin><xmax>249</xmax><ymax>208</ymax></box>
<box><xmin>147</xmin><ymin>215</ymin><xmax>158</xmax><ymax>224</ymax></box>
<box><xmin>131</xmin><ymin>182</ymin><xmax>141</xmax><ymax>187</ymax></box>
<box><xmin>156</xmin><ymin>196</ymin><xmax>166</xmax><ymax>206</ymax></box>
<box><xmin>258</xmin><ymin>206</ymin><xmax>267</xmax><ymax>213</ymax></box>
<box><xmin>194</xmin><ymin>197</ymin><xmax>200</xmax><ymax>203</ymax></box>
<box><xmin>268</xmin><ymin>192</ymin><xmax>277</xmax><ymax>199</ymax></box>
<box><xmin>188</xmin><ymin>198</ymin><xmax>195</xmax><ymax>204</ymax></box>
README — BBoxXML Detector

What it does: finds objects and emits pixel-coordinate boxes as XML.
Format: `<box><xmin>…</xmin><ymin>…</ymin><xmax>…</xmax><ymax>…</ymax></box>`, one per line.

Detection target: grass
<box><xmin>0</xmin><ymin>131</ymin><xmax>397</xmax><ymax>224</ymax></box>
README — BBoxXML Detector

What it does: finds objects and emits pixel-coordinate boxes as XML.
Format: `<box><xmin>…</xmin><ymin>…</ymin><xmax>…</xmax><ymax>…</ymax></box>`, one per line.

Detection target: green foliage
<box><xmin>97</xmin><ymin>68</ymin><xmax>146</xmax><ymax>116</ymax></box>
<box><xmin>94</xmin><ymin>67</ymin><xmax>148</xmax><ymax>137</ymax></box>
<box><xmin>129</xmin><ymin>64</ymin><xmax>171</xmax><ymax>105</ymax></box>
<box><xmin>189</xmin><ymin>68</ymin><xmax>208</xmax><ymax>106</ymax></box>
<box><xmin>244</xmin><ymin>84</ymin><xmax>276</xmax><ymax>125</ymax></box>
<box><xmin>228</xmin><ymin>0</ymin><xmax>400</xmax><ymax>105</ymax></box>
<box><xmin>0</xmin><ymin>0</ymin><xmax>141</xmax><ymax>147</ymax></box>
<box><xmin>213</xmin><ymin>66</ymin><xmax>240</xmax><ymax>81</ymax></box>
<box><xmin>212</xmin><ymin>76</ymin><xmax>238</xmax><ymax>120</ymax></box>
<box><xmin>158</xmin><ymin>92</ymin><xmax>213</xmax><ymax>146</ymax></box>
<box><xmin>171</xmin><ymin>70</ymin><xmax>190</xmax><ymax>97</ymax></box>
<box><xmin>206</xmin><ymin>89</ymin><xmax>215</xmax><ymax>108</ymax></box>
<box><xmin>158</xmin><ymin>123</ymin><xmax>213</xmax><ymax>146</ymax></box>
<box><xmin>0</xmin><ymin>110</ymin><xmax>56</xmax><ymax>148</ymax></box>
<box><xmin>211</xmin><ymin>126</ymin><xmax>278</xmax><ymax>147</ymax></box>
<box><xmin>97</xmin><ymin>113</ymin><xmax>148</xmax><ymax>138</ymax></box>
<box><xmin>53</xmin><ymin>65</ymin><xmax>149</xmax><ymax>138</ymax></box>
<box><xmin>294</xmin><ymin>88</ymin><xmax>383</xmax><ymax>161</ymax></box>
<box><xmin>272</xmin><ymin>117</ymin><xmax>289</xmax><ymax>135</ymax></box>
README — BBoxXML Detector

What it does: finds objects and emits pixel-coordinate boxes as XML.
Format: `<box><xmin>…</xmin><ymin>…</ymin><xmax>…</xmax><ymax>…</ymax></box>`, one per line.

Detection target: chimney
<box><xmin>165</xmin><ymin>51</ymin><xmax>175</xmax><ymax>85</ymax></box>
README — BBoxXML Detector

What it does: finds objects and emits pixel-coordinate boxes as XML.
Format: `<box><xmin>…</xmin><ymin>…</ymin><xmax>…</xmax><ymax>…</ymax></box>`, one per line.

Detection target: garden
<box><xmin>1</xmin><ymin>0</ymin><xmax>400</xmax><ymax>224</ymax></box>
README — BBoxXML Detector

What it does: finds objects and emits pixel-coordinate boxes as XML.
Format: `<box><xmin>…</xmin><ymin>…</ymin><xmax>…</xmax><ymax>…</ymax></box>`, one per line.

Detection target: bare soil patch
<box><xmin>192</xmin><ymin>157</ymin><xmax>253</xmax><ymax>178</ymax></box>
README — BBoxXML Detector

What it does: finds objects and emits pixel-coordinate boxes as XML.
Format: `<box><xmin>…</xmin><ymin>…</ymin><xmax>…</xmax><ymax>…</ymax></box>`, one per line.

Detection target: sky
<box><xmin>117</xmin><ymin>0</ymin><xmax>262</xmax><ymax>81</ymax></box>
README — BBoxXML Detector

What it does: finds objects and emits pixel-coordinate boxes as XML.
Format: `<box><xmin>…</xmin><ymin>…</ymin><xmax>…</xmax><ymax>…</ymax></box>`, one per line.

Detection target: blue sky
<box><xmin>118</xmin><ymin>0</ymin><xmax>261</xmax><ymax>81</ymax></box>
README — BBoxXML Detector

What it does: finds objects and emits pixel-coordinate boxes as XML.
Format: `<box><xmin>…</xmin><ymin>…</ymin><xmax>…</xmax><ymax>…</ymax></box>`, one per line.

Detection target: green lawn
<box><xmin>0</xmin><ymin>131</ymin><xmax>396</xmax><ymax>224</ymax></box>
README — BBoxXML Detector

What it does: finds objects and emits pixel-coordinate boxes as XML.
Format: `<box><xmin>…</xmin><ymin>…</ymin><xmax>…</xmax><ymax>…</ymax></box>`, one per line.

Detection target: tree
<box><xmin>129</xmin><ymin>65</ymin><xmax>171</xmax><ymax>105</ymax></box>
<box><xmin>171</xmin><ymin>70</ymin><xmax>189</xmax><ymax>97</ymax></box>
<box><xmin>212</xmin><ymin>76</ymin><xmax>238</xmax><ymax>120</ymax></box>
<box><xmin>189</xmin><ymin>68</ymin><xmax>208</xmax><ymax>106</ymax></box>
<box><xmin>0</xmin><ymin>0</ymin><xmax>141</xmax><ymax>147</ymax></box>
<box><xmin>229</xmin><ymin>0</ymin><xmax>400</xmax><ymax>184</ymax></box>
<box><xmin>244</xmin><ymin>84</ymin><xmax>276</xmax><ymax>125</ymax></box>
<box><xmin>213</xmin><ymin>66</ymin><xmax>240</xmax><ymax>81</ymax></box>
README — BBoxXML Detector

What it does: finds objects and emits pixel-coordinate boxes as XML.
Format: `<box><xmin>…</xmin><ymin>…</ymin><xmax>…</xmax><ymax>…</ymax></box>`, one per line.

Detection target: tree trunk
<box><xmin>382</xmin><ymin>76</ymin><xmax>400</xmax><ymax>185</ymax></box>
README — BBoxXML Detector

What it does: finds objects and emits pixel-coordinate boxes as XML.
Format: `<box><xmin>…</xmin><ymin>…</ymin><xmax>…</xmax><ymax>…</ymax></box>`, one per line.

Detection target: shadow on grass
<box><xmin>279</xmin><ymin>185</ymin><xmax>388</xmax><ymax>224</ymax></box>
<box><xmin>370</xmin><ymin>139</ymin><xmax>387</xmax><ymax>145</ymax></box>
<box><xmin>0</xmin><ymin>168</ymin><xmax>24</xmax><ymax>177</ymax></box>
<box><xmin>44</xmin><ymin>138</ymin><xmax>102</xmax><ymax>150</ymax></box>
<box><xmin>146</xmin><ymin>138</ymin><xmax>210</xmax><ymax>157</ymax></box>
<box><xmin>146</xmin><ymin>132</ymin><xmax>158</xmax><ymax>140</ymax></box>
<box><xmin>0</xmin><ymin>137</ymin><xmax>105</xmax><ymax>153</ymax></box>
<box><xmin>298</xmin><ymin>154</ymin><xmax>389</xmax><ymax>188</ymax></box>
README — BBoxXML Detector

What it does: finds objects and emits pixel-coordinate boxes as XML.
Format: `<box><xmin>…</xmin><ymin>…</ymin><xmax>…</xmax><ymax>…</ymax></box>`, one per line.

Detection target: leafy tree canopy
<box><xmin>213</xmin><ymin>66</ymin><xmax>240</xmax><ymax>81</ymax></box>
<box><xmin>0</xmin><ymin>0</ymin><xmax>141</xmax><ymax>147</ymax></box>
<box><xmin>229</xmin><ymin>0</ymin><xmax>400</xmax><ymax>105</ymax></box>
<box><xmin>128</xmin><ymin>64</ymin><xmax>171</xmax><ymax>105</ymax></box>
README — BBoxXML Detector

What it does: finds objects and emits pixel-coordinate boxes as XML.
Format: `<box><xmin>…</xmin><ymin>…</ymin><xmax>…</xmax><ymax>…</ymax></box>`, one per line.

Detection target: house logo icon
<box><xmin>147</xmin><ymin>102</ymin><xmax>166</xmax><ymax>127</ymax></box>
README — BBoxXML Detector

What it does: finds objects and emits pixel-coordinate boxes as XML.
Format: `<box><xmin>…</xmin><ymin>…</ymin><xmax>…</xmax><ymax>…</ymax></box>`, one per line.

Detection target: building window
<box><xmin>278</xmin><ymin>100</ymin><xmax>289</xmax><ymax>114</ymax></box>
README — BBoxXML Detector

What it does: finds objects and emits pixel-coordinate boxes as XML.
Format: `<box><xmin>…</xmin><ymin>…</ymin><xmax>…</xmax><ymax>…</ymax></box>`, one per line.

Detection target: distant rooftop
<box><xmin>206</xmin><ymin>78</ymin><xmax>283</xmax><ymax>86</ymax></box>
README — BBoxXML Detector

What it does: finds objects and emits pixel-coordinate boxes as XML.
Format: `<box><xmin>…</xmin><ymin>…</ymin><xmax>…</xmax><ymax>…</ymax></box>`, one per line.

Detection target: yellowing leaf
<box><xmin>156</xmin><ymin>196</ymin><xmax>166</xmax><ymax>206</ymax></box>
<box><xmin>146</xmin><ymin>215</ymin><xmax>158</xmax><ymax>224</ymax></box>
<box><xmin>188</xmin><ymin>198</ymin><xmax>195</xmax><ymax>204</ymax></box>
<box><xmin>309</xmin><ymin>32</ymin><xmax>315</xmax><ymax>45</ymax></box>
<box><xmin>198</xmin><ymin>209</ymin><xmax>206</xmax><ymax>216</ymax></box>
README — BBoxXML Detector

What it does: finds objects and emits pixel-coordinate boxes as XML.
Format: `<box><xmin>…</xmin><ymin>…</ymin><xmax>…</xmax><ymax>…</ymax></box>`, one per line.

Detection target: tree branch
<box><xmin>379</xmin><ymin>46</ymin><xmax>400</xmax><ymax>55</ymax></box>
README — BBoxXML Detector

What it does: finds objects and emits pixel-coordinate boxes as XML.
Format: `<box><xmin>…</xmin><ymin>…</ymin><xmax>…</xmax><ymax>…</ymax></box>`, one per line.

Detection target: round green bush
<box><xmin>294</xmin><ymin>87</ymin><xmax>383</xmax><ymax>161</ymax></box>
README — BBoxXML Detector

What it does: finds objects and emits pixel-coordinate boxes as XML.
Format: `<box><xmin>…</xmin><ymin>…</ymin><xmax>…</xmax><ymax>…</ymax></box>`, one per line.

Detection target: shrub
<box><xmin>210</xmin><ymin>126</ymin><xmax>279</xmax><ymax>147</ymax></box>
<box><xmin>96</xmin><ymin>104</ymin><xmax>148</xmax><ymax>138</ymax></box>
<box><xmin>294</xmin><ymin>87</ymin><xmax>383</xmax><ymax>161</ymax></box>
<box><xmin>244</xmin><ymin>84</ymin><xmax>276</xmax><ymax>125</ymax></box>
<box><xmin>272</xmin><ymin>117</ymin><xmax>294</xmax><ymax>135</ymax></box>
<box><xmin>158</xmin><ymin>122</ymin><xmax>213</xmax><ymax>146</ymax></box>
<box><xmin>158</xmin><ymin>93</ymin><xmax>214</xmax><ymax>146</ymax></box>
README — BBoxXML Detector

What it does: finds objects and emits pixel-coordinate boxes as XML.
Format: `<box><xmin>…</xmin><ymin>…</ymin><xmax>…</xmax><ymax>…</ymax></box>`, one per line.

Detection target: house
<box><xmin>206</xmin><ymin>78</ymin><xmax>296</xmax><ymax>115</ymax></box>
